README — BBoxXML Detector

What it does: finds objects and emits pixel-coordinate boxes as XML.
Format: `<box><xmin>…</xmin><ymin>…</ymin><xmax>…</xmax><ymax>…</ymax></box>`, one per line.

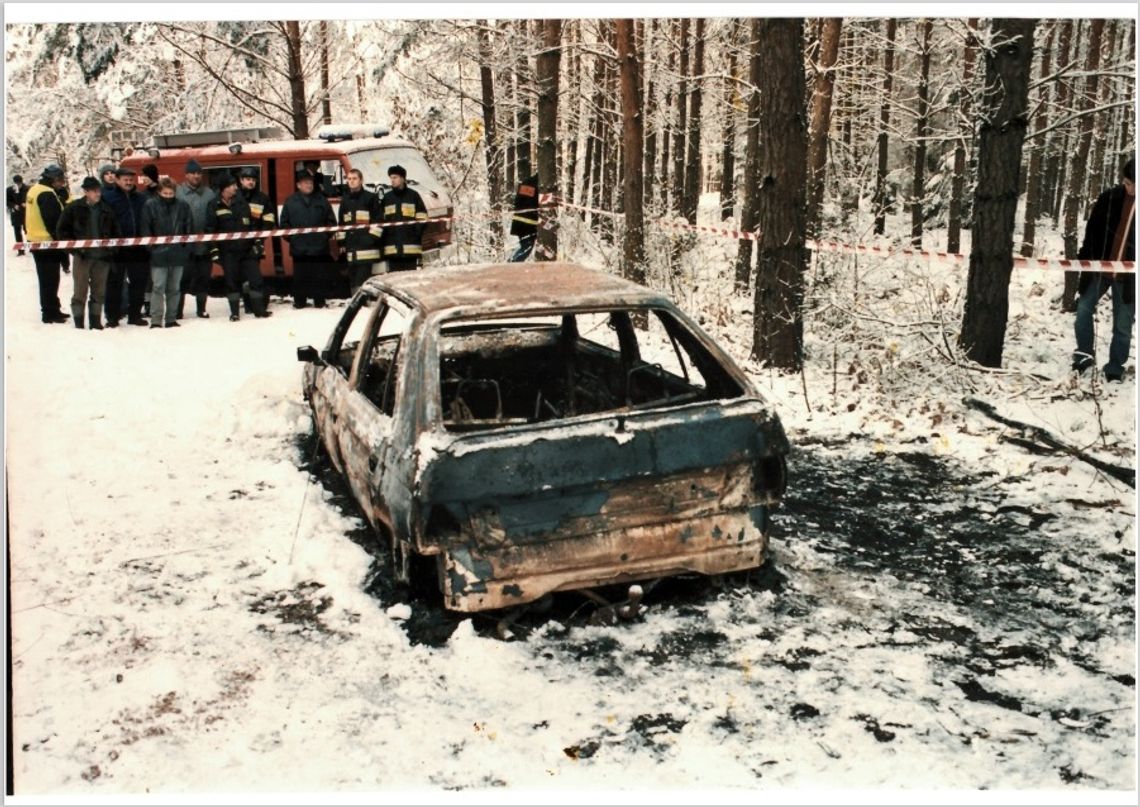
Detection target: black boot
<box><xmin>251</xmin><ymin>290</ymin><xmax>272</xmax><ymax>318</ymax></box>
<box><xmin>228</xmin><ymin>294</ymin><xmax>241</xmax><ymax>322</ymax></box>
<box><xmin>196</xmin><ymin>293</ymin><xmax>210</xmax><ymax>318</ymax></box>
<box><xmin>176</xmin><ymin>292</ymin><xmax>186</xmax><ymax>320</ymax></box>
<box><xmin>71</xmin><ymin>303</ymin><xmax>84</xmax><ymax>329</ymax></box>
<box><xmin>88</xmin><ymin>302</ymin><xmax>103</xmax><ymax>330</ymax></box>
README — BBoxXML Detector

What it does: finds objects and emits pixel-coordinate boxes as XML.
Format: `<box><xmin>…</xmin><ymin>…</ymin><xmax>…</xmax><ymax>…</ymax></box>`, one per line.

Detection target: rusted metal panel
<box><xmin>441</xmin><ymin>507</ymin><xmax>770</xmax><ymax>611</ymax></box>
<box><xmin>301</xmin><ymin>262</ymin><xmax>791</xmax><ymax>612</ymax></box>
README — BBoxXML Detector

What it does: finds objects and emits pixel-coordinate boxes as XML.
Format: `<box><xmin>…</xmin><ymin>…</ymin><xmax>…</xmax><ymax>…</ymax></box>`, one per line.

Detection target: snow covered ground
<box><xmin>3</xmin><ymin>203</ymin><xmax>1136</xmax><ymax>802</ymax></box>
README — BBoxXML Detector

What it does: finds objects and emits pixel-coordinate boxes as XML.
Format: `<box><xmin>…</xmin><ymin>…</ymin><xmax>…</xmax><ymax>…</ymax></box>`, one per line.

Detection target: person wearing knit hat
<box><xmin>1072</xmin><ymin>155</ymin><xmax>1137</xmax><ymax>382</ymax></box>
<box><xmin>378</xmin><ymin>164</ymin><xmax>427</xmax><ymax>272</ymax></box>
<box><xmin>139</xmin><ymin>163</ymin><xmax>160</xmax><ymax>197</ymax></box>
<box><xmin>280</xmin><ymin>166</ymin><xmax>335</xmax><ymax>308</ymax></box>
<box><xmin>175</xmin><ymin>159</ymin><xmax>215</xmax><ymax>319</ymax></box>
<box><xmin>99</xmin><ymin>164</ymin><xmax>118</xmax><ymax>193</ymax></box>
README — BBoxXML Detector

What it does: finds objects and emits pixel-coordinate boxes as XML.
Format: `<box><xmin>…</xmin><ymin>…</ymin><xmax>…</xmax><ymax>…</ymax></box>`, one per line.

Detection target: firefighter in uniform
<box><xmin>205</xmin><ymin>174</ymin><xmax>271</xmax><ymax>321</ymax></box>
<box><xmin>25</xmin><ymin>164</ymin><xmax>71</xmax><ymax>323</ymax></box>
<box><xmin>239</xmin><ymin>166</ymin><xmax>276</xmax><ymax>312</ymax></box>
<box><xmin>378</xmin><ymin>164</ymin><xmax>427</xmax><ymax>272</ymax></box>
<box><xmin>336</xmin><ymin>168</ymin><xmax>382</xmax><ymax>293</ymax></box>
<box><xmin>509</xmin><ymin>172</ymin><xmax>539</xmax><ymax>262</ymax></box>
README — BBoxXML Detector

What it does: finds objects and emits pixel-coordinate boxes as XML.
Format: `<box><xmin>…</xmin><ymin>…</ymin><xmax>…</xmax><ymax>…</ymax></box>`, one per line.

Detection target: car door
<box><xmin>310</xmin><ymin>290</ymin><xmax>379</xmax><ymax>471</ymax></box>
<box><xmin>337</xmin><ymin>295</ymin><xmax>412</xmax><ymax>528</ymax></box>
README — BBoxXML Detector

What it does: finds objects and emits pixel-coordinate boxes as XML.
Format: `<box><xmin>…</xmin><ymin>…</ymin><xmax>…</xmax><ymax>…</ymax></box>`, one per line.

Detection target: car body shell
<box><xmin>299</xmin><ymin>262</ymin><xmax>790</xmax><ymax>611</ymax></box>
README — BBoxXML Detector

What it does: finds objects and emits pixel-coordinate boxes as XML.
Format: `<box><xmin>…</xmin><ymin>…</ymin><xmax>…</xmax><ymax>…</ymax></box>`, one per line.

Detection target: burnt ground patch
<box><xmin>776</xmin><ymin>442</ymin><xmax>1134</xmax><ymax>682</ymax></box>
<box><xmin>294</xmin><ymin>428</ymin><xmax>1134</xmax><ymax>684</ymax></box>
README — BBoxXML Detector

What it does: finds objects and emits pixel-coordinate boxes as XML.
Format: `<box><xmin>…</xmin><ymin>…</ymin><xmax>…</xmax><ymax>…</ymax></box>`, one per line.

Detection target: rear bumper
<box><xmin>440</xmin><ymin>506</ymin><xmax>769</xmax><ymax>611</ymax></box>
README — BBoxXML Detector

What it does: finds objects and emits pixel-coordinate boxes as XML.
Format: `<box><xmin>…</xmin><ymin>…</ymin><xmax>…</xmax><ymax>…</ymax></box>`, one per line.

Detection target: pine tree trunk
<box><xmin>515</xmin><ymin>20</ymin><xmax>534</xmax><ymax>181</ymax></box>
<box><xmin>948</xmin><ymin>19</ymin><xmax>978</xmax><ymax>254</ymax></box>
<box><xmin>752</xmin><ymin>18</ymin><xmax>808</xmax><ymax>370</ymax></box>
<box><xmin>681</xmin><ymin>18</ymin><xmax>705</xmax><ymax>224</ymax></box>
<box><xmin>319</xmin><ymin>21</ymin><xmax>332</xmax><ymax>125</ymax></box>
<box><xmin>478</xmin><ymin>22</ymin><xmax>505</xmax><ymax>252</ymax></box>
<box><xmin>643</xmin><ymin>19</ymin><xmax>658</xmax><ymax>210</ymax></box>
<box><xmin>284</xmin><ymin>21</ymin><xmax>309</xmax><ymax>138</ymax></box>
<box><xmin>1085</xmin><ymin>20</ymin><xmax>1115</xmax><ymax>204</ymax></box>
<box><xmin>617</xmin><ymin>19</ymin><xmax>646</xmax><ymax>286</ymax></box>
<box><xmin>958</xmin><ymin>19</ymin><xmax>1037</xmax><ymax>368</ymax></box>
<box><xmin>911</xmin><ymin>19</ymin><xmax>933</xmax><ymax>248</ymax></box>
<box><xmin>659</xmin><ymin>45</ymin><xmax>674</xmax><ymax>210</ymax></box>
<box><xmin>720</xmin><ymin>21</ymin><xmax>739</xmax><ymax>221</ymax></box>
<box><xmin>733</xmin><ymin>19</ymin><xmax>762</xmax><ymax>294</ymax></box>
<box><xmin>806</xmin><ymin>17</ymin><xmax>842</xmax><ymax>239</ymax></box>
<box><xmin>1019</xmin><ymin>22</ymin><xmax>1052</xmax><ymax>257</ymax></box>
<box><xmin>1061</xmin><ymin>19</ymin><xmax>1104</xmax><ymax>311</ymax></box>
<box><xmin>1047</xmin><ymin>20</ymin><xmax>1075</xmax><ymax>226</ymax></box>
<box><xmin>536</xmin><ymin>19</ymin><xmax>562</xmax><ymax>261</ymax></box>
<box><xmin>672</xmin><ymin>19</ymin><xmax>690</xmax><ymax>216</ymax></box>
<box><xmin>873</xmin><ymin>19</ymin><xmax>896</xmax><ymax>236</ymax></box>
<box><xmin>563</xmin><ymin>21</ymin><xmax>578</xmax><ymax>204</ymax></box>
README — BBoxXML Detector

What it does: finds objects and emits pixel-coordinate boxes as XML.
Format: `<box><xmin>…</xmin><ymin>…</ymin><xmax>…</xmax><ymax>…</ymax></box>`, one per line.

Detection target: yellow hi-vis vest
<box><xmin>25</xmin><ymin>183</ymin><xmax>68</xmax><ymax>242</ymax></box>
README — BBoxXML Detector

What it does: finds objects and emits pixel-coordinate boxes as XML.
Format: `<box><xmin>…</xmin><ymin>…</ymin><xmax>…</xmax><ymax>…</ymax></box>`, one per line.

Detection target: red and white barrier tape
<box><xmin>15</xmin><ymin>215</ymin><xmax>450</xmax><ymax>252</ymax></box>
<box><xmin>538</xmin><ymin>193</ymin><xmax>1135</xmax><ymax>274</ymax></box>
<box><xmin>17</xmin><ymin>196</ymin><xmax>1135</xmax><ymax>274</ymax></box>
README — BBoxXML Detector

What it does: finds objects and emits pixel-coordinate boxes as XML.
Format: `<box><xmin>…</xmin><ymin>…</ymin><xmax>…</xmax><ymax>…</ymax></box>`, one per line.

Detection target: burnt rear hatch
<box><xmin>413</xmin><ymin>308</ymin><xmax>789</xmax><ymax>611</ymax></box>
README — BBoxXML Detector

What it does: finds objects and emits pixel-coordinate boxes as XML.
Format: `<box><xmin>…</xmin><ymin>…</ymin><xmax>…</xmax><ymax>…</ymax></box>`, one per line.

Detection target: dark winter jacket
<box><xmin>336</xmin><ymin>188</ymin><xmax>382</xmax><ymax>264</ymax></box>
<box><xmin>205</xmin><ymin>194</ymin><xmax>257</xmax><ymax>258</ymax></box>
<box><xmin>280</xmin><ymin>191</ymin><xmax>335</xmax><ymax>256</ymax></box>
<box><xmin>176</xmin><ymin>181</ymin><xmax>216</xmax><ymax>257</ymax></box>
<box><xmin>7</xmin><ymin>182</ymin><xmax>27</xmax><ymax>223</ymax></box>
<box><xmin>102</xmin><ymin>184</ymin><xmax>150</xmax><ymax>262</ymax></box>
<box><xmin>140</xmin><ymin>195</ymin><xmax>194</xmax><ymax>266</ymax></box>
<box><xmin>509</xmin><ymin>173</ymin><xmax>539</xmax><ymax>239</ymax></box>
<box><xmin>56</xmin><ymin>198</ymin><xmax>119</xmax><ymax>260</ymax></box>
<box><xmin>379</xmin><ymin>185</ymin><xmax>428</xmax><ymax>259</ymax></box>
<box><xmin>1077</xmin><ymin>184</ymin><xmax>1136</xmax><ymax>304</ymax></box>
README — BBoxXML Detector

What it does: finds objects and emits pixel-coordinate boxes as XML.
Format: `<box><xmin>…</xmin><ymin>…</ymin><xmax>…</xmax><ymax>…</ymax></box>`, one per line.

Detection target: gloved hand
<box><xmin>62</xmin><ymin>254</ymin><xmax>71</xmax><ymax>274</ymax></box>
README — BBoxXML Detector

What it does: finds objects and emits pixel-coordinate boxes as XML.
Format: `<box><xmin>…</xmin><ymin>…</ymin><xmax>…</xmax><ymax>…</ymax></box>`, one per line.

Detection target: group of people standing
<box><xmin>11</xmin><ymin>159</ymin><xmax>430</xmax><ymax>328</ymax></box>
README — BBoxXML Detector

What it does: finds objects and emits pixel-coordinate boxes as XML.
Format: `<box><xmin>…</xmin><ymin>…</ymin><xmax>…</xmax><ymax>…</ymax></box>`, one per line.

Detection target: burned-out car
<box><xmin>298</xmin><ymin>263</ymin><xmax>789</xmax><ymax>612</ymax></box>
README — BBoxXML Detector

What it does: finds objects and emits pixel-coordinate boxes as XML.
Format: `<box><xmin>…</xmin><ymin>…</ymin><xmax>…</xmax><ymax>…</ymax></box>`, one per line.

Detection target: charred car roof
<box><xmin>361</xmin><ymin>262</ymin><xmax>673</xmax><ymax>318</ymax></box>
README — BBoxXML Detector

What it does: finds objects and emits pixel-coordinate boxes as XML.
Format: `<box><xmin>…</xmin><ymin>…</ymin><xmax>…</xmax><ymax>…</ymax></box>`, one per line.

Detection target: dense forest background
<box><xmin>5</xmin><ymin>17</ymin><xmax>1137</xmax><ymax>371</ymax></box>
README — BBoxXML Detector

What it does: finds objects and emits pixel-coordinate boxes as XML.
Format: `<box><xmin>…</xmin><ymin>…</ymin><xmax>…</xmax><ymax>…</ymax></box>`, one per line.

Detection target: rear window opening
<box><xmin>434</xmin><ymin>310</ymin><xmax>745</xmax><ymax>433</ymax></box>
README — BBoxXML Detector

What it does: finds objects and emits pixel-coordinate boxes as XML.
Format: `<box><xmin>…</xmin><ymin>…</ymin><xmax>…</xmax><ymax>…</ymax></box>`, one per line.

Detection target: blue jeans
<box><xmin>1074</xmin><ymin>275</ymin><xmax>1135</xmax><ymax>376</ymax></box>
<box><xmin>509</xmin><ymin>234</ymin><xmax>536</xmax><ymax>262</ymax></box>
<box><xmin>151</xmin><ymin>265</ymin><xmax>184</xmax><ymax>326</ymax></box>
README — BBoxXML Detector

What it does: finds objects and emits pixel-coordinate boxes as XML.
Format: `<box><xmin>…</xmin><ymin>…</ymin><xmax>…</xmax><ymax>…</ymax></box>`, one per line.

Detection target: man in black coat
<box><xmin>508</xmin><ymin>172</ymin><xmax>538</xmax><ymax>262</ymax></box>
<box><xmin>379</xmin><ymin>164</ymin><xmax>427</xmax><ymax>272</ymax></box>
<box><xmin>280</xmin><ymin>170</ymin><xmax>335</xmax><ymax>307</ymax></box>
<box><xmin>1073</xmin><ymin>157</ymin><xmax>1136</xmax><ymax>382</ymax></box>
<box><xmin>102</xmin><ymin>166</ymin><xmax>151</xmax><ymax>326</ymax></box>
<box><xmin>7</xmin><ymin>174</ymin><xmax>28</xmax><ymax>255</ymax></box>
<box><xmin>56</xmin><ymin>176</ymin><xmax>119</xmax><ymax>329</ymax></box>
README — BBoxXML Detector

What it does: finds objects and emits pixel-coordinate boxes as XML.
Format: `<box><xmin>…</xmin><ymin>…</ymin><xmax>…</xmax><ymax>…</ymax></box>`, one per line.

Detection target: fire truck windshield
<box><xmin>347</xmin><ymin>147</ymin><xmax>443</xmax><ymax>197</ymax></box>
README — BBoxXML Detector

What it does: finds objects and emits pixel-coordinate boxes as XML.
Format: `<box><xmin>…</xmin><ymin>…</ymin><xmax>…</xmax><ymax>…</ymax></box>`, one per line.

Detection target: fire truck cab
<box><xmin>119</xmin><ymin>124</ymin><xmax>453</xmax><ymax>291</ymax></box>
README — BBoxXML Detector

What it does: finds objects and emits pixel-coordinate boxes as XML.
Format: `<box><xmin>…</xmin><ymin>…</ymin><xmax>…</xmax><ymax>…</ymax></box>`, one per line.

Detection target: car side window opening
<box><xmin>324</xmin><ymin>290</ymin><xmax>379</xmax><ymax>376</ymax></box>
<box><xmin>436</xmin><ymin>308</ymin><xmax>745</xmax><ymax>432</ymax></box>
<box><xmin>357</xmin><ymin>296</ymin><xmax>412</xmax><ymax>416</ymax></box>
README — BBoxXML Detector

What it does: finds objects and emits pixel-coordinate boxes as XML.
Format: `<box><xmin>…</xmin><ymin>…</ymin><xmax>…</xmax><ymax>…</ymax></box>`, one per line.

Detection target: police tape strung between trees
<box><xmin>17</xmin><ymin>200</ymin><xmax>1137</xmax><ymax>275</ymax></box>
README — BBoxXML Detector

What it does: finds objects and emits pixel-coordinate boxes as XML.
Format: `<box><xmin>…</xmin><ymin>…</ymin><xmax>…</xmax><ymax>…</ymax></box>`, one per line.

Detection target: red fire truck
<box><xmin>119</xmin><ymin>124</ymin><xmax>453</xmax><ymax>291</ymax></box>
